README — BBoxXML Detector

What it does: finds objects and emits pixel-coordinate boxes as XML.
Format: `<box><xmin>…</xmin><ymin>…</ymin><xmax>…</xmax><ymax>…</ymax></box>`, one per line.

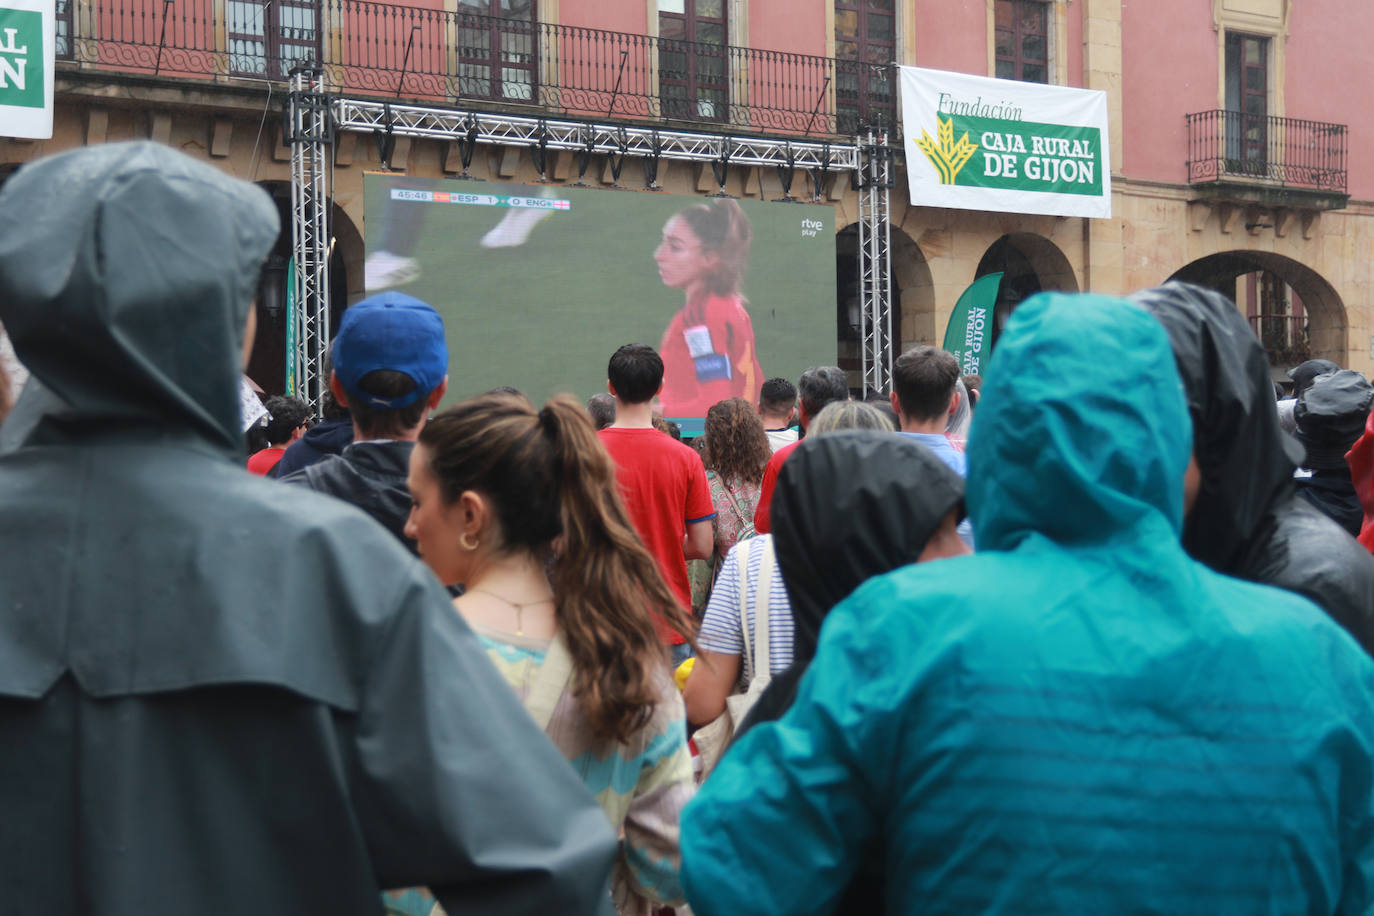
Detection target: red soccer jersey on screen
<box><xmin>599</xmin><ymin>427</ymin><xmax>716</xmax><ymax>644</ymax></box>
<box><xmin>658</xmin><ymin>293</ymin><xmax>764</xmax><ymax>419</ymax></box>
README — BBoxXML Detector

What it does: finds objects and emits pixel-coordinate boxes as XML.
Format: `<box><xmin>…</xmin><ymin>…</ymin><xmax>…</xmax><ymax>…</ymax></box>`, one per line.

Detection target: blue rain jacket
<box><xmin>681</xmin><ymin>293</ymin><xmax>1374</xmax><ymax>915</ymax></box>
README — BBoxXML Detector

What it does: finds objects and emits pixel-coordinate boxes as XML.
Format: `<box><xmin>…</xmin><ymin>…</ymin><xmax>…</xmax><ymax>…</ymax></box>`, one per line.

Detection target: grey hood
<box><xmin>0</xmin><ymin>141</ymin><xmax>277</xmax><ymax>456</ymax></box>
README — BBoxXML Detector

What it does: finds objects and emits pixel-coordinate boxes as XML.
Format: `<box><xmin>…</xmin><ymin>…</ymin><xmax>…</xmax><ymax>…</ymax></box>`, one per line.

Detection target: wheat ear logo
<box><xmin>917</xmin><ymin>116</ymin><xmax>979</xmax><ymax>184</ymax></box>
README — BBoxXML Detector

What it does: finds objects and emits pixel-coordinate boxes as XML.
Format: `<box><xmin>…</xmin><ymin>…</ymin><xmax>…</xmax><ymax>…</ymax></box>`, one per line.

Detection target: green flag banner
<box><xmin>943</xmin><ymin>272</ymin><xmax>1002</xmax><ymax>377</ymax></box>
<box><xmin>0</xmin><ymin>0</ymin><xmax>53</xmax><ymax>139</ymax></box>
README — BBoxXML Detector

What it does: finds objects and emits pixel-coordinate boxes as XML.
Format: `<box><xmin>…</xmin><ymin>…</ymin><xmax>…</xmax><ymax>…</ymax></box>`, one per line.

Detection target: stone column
<box><xmin>1081</xmin><ymin>0</ymin><xmax>1123</xmax><ymax>294</ymax></box>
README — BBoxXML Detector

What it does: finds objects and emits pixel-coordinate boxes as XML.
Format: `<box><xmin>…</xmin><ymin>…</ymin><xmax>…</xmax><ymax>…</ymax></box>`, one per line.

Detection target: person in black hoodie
<box><xmin>1131</xmin><ymin>282</ymin><xmax>1374</xmax><ymax>657</ymax></box>
<box><xmin>269</xmin><ymin>362</ymin><xmax>355</xmax><ymax>478</ymax></box>
<box><xmin>1294</xmin><ymin>368</ymin><xmax>1374</xmax><ymax>536</ymax></box>
<box><xmin>279</xmin><ymin>292</ymin><xmax>448</xmax><ymax>557</ymax></box>
<box><xmin>737</xmin><ymin>430</ymin><xmax>968</xmax><ymax>735</ymax></box>
<box><xmin>722</xmin><ymin>429</ymin><xmax>967</xmax><ymax>914</ymax></box>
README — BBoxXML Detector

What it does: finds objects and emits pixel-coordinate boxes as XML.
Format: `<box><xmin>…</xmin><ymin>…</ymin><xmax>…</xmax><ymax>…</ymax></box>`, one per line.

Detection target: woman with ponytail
<box><xmin>404</xmin><ymin>392</ymin><xmax>696</xmax><ymax>915</ymax></box>
<box><xmin>653</xmin><ymin>198</ymin><xmax>763</xmax><ymax>419</ymax></box>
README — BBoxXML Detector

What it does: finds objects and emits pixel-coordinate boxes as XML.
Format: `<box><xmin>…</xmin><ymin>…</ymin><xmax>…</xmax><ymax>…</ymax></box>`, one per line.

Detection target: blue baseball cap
<box><xmin>332</xmin><ymin>292</ymin><xmax>448</xmax><ymax>409</ymax></box>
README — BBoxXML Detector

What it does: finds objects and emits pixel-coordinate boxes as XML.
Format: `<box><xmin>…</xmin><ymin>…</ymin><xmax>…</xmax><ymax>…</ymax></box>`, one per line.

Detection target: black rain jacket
<box><xmin>730</xmin><ymin>431</ymin><xmax>964</xmax><ymax>914</ymax></box>
<box><xmin>738</xmin><ymin>430</ymin><xmax>965</xmax><ymax>734</ymax></box>
<box><xmin>0</xmin><ymin>141</ymin><xmax>616</xmax><ymax>916</ymax></box>
<box><xmin>1132</xmin><ymin>282</ymin><xmax>1374</xmax><ymax>657</ymax></box>
<box><xmin>280</xmin><ymin>439</ymin><xmax>418</xmax><ymax>554</ymax></box>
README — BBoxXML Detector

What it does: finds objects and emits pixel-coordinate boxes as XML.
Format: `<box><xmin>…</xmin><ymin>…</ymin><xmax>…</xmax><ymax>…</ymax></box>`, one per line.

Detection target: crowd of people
<box><xmin>3</xmin><ymin>140</ymin><xmax>1374</xmax><ymax>915</ymax></box>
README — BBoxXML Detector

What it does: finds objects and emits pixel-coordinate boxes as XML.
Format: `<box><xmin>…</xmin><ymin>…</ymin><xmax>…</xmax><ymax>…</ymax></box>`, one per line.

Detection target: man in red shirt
<box><xmin>598</xmin><ymin>344</ymin><xmax>715</xmax><ymax>664</ymax></box>
<box><xmin>753</xmin><ymin>366</ymin><xmax>849</xmax><ymax>534</ymax></box>
<box><xmin>246</xmin><ymin>395</ymin><xmax>311</xmax><ymax>476</ymax></box>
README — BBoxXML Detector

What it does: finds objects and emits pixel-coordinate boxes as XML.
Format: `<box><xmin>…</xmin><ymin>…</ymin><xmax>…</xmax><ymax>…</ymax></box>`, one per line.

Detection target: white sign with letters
<box><xmin>0</xmin><ymin>0</ymin><xmax>54</xmax><ymax>139</ymax></box>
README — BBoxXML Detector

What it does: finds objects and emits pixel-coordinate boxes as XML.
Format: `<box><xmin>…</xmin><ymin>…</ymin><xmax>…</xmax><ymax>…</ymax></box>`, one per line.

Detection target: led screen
<box><xmin>363</xmin><ymin>174</ymin><xmax>837</xmax><ymax>435</ymax></box>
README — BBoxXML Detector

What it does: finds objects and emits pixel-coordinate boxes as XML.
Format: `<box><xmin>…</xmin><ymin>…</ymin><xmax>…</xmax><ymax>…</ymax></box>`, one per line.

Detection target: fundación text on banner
<box><xmin>900</xmin><ymin>66</ymin><xmax>1111</xmax><ymax>219</ymax></box>
<box><xmin>0</xmin><ymin>0</ymin><xmax>53</xmax><ymax>139</ymax></box>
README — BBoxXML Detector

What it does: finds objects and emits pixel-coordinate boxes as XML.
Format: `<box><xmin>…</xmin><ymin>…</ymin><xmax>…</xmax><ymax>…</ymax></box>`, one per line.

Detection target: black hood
<box><xmin>1130</xmin><ymin>282</ymin><xmax>1305</xmax><ymax>574</ymax></box>
<box><xmin>735</xmin><ymin>431</ymin><xmax>964</xmax><ymax>738</ymax></box>
<box><xmin>0</xmin><ymin>142</ymin><xmax>278</xmax><ymax>458</ymax></box>
<box><xmin>772</xmin><ymin>431</ymin><xmax>965</xmax><ymax>665</ymax></box>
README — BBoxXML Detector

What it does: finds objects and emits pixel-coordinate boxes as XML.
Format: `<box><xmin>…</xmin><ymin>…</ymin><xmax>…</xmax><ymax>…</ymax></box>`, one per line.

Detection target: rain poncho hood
<box><xmin>682</xmin><ymin>293</ymin><xmax>1374</xmax><ymax>916</ymax></box>
<box><xmin>0</xmin><ymin>141</ymin><xmax>272</xmax><ymax>456</ymax></box>
<box><xmin>0</xmin><ymin>142</ymin><xmax>617</xmax><ymax>914</ymax></box>
<box><xmin>1131</xmin><ymin>281</ymin><xmax>1374</xmax><ymax>656</ymax></box>
<box><xmin>968</xmin><ymin>294</ymin><xmax>1189</xmax><ymax>551</ymax></box>
<box><xmin>741</xmin><ymin>430</ymin><xmax>964</xmax><ymax>731</ymax></box>
<box><xmin>1129</xmin><ymin>282</ymin><xmax>1301</xmax><ymax>567</ymax></box>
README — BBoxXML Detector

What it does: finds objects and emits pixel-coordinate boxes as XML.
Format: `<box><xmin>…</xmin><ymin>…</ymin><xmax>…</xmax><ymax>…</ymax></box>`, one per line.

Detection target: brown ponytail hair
<box><xmin>679</xmin><ymin>197</ymin><xmax>753</xmax><ymax>298</ymax></box>
<box><xmin>418</xmin><ymin>393</ymin><xmax>694</xmax><ymax>744</ymax></box>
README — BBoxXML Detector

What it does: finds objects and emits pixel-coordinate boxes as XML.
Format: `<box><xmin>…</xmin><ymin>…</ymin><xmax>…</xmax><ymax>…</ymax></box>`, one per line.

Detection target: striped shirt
<box><xmin>698</xmin><ymin>535</ymin><xmax>794</xmax><ymax>684</ymax></box>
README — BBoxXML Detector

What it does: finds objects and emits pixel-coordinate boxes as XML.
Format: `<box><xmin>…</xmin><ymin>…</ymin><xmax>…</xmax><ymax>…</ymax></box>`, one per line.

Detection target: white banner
<box><xmin>900</xmin><ymin>66</ymin><xmax>1111</xmax><ymax>219</ymax></box>
<box><xmin>0</xmin><ymin>0</ymin><xmax>54</xmax><ymax>139</ymax></box>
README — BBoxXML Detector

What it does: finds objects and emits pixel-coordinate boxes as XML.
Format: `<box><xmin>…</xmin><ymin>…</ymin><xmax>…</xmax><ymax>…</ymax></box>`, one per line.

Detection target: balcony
<box><xmin>1186</xmin><ymin>109</ymin><xmax>1348</xmax><ymax>210</ymax></box>
<box><xmin>1248</xmin><ymin>313</ymin><xmax>1309</xmax><ymax>367</ymax></box>
<box><xmin>54</xmin><ymin>0</ymin><xmax>892</xmax><ymax>137</ymax></box>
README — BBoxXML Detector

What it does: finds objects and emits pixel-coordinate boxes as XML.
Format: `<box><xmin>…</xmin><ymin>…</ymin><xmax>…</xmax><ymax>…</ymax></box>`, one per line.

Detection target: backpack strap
<box><xmin>749</xmin><ymin>537</ymin><xmax>774</xmax><ymax>690</ymax></box>
<box><xmin>733</xmin><ymin>538</ymin><xmax>755</xmax><ymax>682</ymax></box>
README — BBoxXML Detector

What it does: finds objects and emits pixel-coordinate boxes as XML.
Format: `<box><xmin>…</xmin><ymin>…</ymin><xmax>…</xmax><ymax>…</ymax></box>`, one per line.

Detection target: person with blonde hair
<box><xmin>807</xmin><ymin>400</ymin><xmax>893</xmax><ymax>436</ymax></box>
<box><xmin>405</xmin><ymin>392</ymin><xmax>697</xmax><ymax>913</ymax></box>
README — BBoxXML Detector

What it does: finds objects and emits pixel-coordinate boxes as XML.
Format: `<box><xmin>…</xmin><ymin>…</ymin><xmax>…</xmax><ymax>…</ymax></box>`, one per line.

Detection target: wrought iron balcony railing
<box><xmin>55</xmin><ymin>0</ymin><xmax>892</xmax><ymax>137</ymax></box>
<box><xmin>1248</xmin><ymin>313</ymin><xmax>1310</xmax><ymax>366</ymax></box>
<box><xmin>1186</xmin><ymin>109</ymin><xmax>1347</xmax><ymax>194</ymax></box>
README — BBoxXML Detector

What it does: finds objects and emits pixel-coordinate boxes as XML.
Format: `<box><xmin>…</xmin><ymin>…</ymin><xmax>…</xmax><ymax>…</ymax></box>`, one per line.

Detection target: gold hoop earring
<box><xmin>460</xmin><ymin>532</ymin><xmax>480</xmax><ymax>551</ymax></box>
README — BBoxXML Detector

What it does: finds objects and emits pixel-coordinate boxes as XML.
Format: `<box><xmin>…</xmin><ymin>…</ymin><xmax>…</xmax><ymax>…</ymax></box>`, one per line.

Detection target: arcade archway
<box><xmin>1169</xmin><ymin>251</ymin><xmax>1346</xmax><ymax>369</ymax></box>
<box><xmin>836</xmin><ymin>224</ymin><xmax>934</xmax><ymax>388</ymax></box>
<box><xmin>974</xmin><ymin>233</ymin><xmax>1078</xmax><ymax>346</ymax></box>
<box><xmin>246</xmin><ymin>183</ymin><xmax>361</xmax><ymax>396</ymax></box>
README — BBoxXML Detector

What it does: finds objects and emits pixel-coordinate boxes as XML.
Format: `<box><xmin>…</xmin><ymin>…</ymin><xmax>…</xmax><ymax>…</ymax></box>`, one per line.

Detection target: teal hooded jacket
<box><xmin>681</xmin><ymin>293</ymin><xmax>1374</xmax><ymax>914</ymax></box>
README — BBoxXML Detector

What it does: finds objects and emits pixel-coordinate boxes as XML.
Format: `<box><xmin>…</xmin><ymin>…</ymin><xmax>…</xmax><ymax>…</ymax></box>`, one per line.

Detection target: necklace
<box><xmin>468</xmin><ymin>588</ymin><xmax>555</xmax><ymax>637</ymax></box>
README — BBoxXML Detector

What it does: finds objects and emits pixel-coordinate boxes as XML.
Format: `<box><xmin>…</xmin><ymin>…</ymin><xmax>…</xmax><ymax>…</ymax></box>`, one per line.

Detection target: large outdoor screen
<box><xmin>363</xmin><ymin>174</ymin><xmax>837</xmax><ymax>435</ymax></box>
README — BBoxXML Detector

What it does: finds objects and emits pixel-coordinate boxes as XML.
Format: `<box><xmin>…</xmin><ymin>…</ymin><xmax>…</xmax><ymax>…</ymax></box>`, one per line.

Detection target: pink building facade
<box><xmin>2</xmin><ymin>0</ymin><xmax>1367</xmax><ymax>390</ymax></box>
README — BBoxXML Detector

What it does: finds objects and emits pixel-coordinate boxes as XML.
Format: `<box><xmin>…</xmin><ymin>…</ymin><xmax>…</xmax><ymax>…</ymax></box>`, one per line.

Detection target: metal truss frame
<box><xmin>856</xmin><ymin>130</ymin><xmax>894</xmax><ymax>397</ymax></box>
<box><xmin>332</xmin><ymin>99</ymin><xmax>861</xmax><ymax>171</ymax></box>
<box><xmin>288</xmin><ymin>89</ymin><xmax>896</xmax><ymax>406</ymax></box>
<box><xmin>286</xmin><ymin>67</ymin><xmax>334</xmax><ymax>416</ymax></box>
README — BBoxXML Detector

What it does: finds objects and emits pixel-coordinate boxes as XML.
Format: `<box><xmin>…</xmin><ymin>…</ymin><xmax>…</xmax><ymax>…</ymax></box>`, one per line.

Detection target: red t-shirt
<box><xmin>246</xmin><ymin>446</ymin><xmax>287</xmax><ymax>476</ymax></box>
<box><xmin>599</xmin><ymin>427</ymin><xmax>716</xmax><ymax>644</ymax></box>
<box><xmin>753</xmin><ymin>438</ymin><xmax>801</xmax><ymax>534</ymax></box>
<box><xmin>658</xmin><ymin>293</ymin><xmax>764</xmax><ymax>419</ymax></box>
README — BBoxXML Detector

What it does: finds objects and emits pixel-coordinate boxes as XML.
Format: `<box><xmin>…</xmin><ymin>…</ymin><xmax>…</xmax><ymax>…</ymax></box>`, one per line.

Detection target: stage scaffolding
<box><xmin>286</xmin><ymin>67</ymin><xmax>894</xmax><ymax>412</ymax></box>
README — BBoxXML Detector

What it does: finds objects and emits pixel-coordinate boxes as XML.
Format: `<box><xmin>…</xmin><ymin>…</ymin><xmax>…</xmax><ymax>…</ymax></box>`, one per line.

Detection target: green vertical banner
<box><xmin>0</xmin><ymin>0</ymin><xmax>54</xmax><ymax>139</ymax></box>
<box><xmin>943</xmin><ymin>272</ymin><xmax>1002</xmax><ymax>376</ymax></box>
<box><xmin>283</xmin><ymin>256</ymin><xmax>296</xmax><ymax>396</ymax></box>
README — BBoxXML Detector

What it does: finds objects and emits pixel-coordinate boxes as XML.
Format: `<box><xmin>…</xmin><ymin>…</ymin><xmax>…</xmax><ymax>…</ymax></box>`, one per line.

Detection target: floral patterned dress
<box><xmin>708</xmin><ymin>472</ymin><xmax>761</xmax><ymax>564</ymax></box>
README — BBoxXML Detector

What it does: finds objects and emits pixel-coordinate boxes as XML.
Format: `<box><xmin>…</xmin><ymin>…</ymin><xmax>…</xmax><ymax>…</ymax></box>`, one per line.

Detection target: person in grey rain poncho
<box><xmin>0</xmin><ymin>141</ymin><xmax>617</xmax><ymax>916</ymax></box>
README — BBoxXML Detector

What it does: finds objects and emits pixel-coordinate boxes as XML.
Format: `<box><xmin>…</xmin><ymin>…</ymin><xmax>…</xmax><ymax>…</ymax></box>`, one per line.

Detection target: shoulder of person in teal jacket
<box><xmin>681</xmin><ymin>292</ymin><xmax>1374</xmax><ymax>916</ymax></box>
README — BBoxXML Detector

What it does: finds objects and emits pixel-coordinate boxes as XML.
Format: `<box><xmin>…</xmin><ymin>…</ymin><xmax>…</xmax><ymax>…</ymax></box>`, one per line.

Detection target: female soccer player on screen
<box><xmin>654</xmin><ymin>198</ymin><xmax>764</xmax><ymax>419</ymax></box>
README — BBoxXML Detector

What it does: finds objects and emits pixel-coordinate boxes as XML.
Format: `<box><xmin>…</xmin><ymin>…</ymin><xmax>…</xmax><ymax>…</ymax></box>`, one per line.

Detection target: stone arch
<box><xmin>1168</xmin><ymin>251</ymin><xmax>1346</xmax><ymax>365</ymax></box>
<box><xmin>834</xmin><ymin>224</ymin><xmax>934</xmax><ymax>386</ymax></box>
<box><xmin>245</xmin><ymin>181</ymin><xmax>361</xmax><ymax>395</ymax></box>
<box><xmin>893</xmin><ymin>226</ymin><xmax>937</xmax><ymax>352</ymax></box>
<box><xmin>974</xmin><ymin>232</ymin><xmax>1078</xmax><ymax>345</ymax></box>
